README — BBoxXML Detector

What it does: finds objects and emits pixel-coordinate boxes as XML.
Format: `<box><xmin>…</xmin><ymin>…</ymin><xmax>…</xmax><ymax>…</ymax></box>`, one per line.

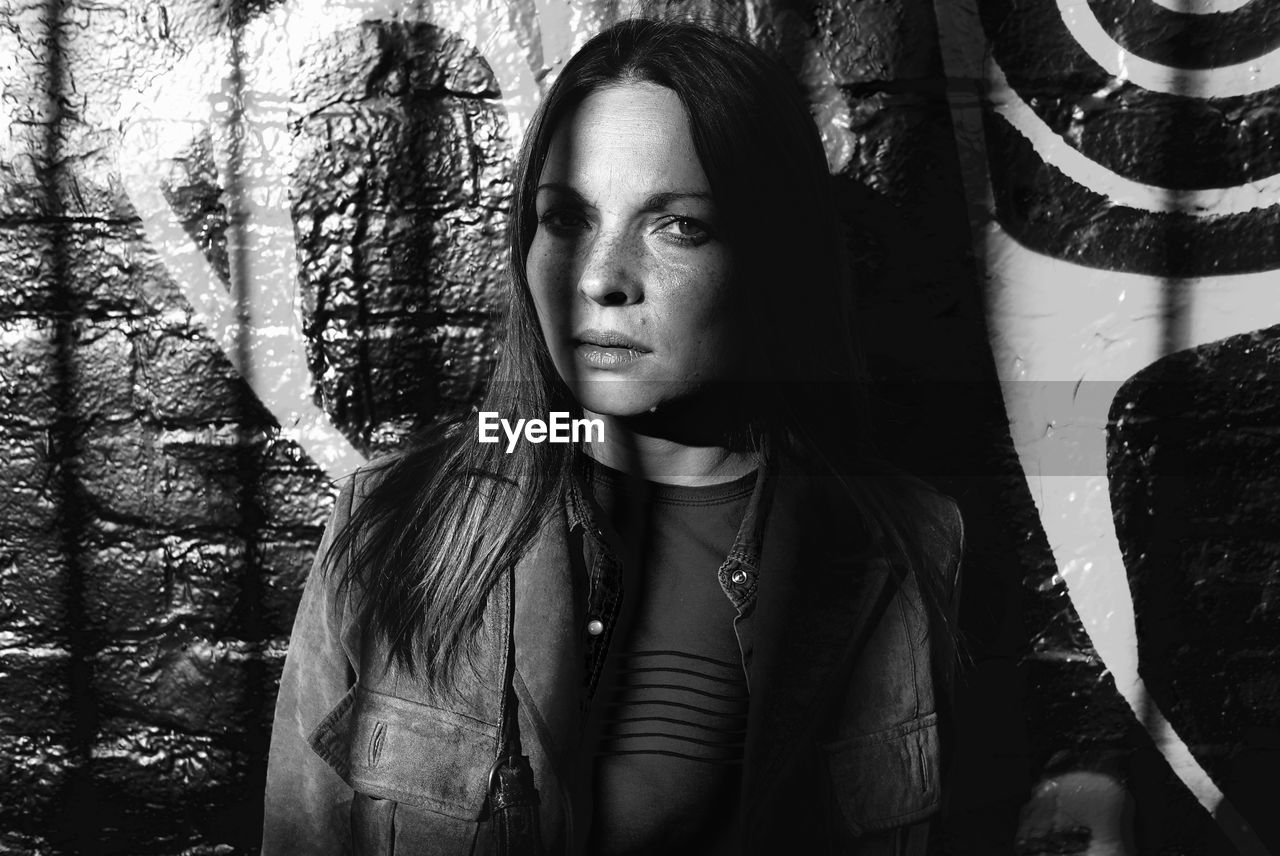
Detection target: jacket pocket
<box><xmin>350</xmin><ymin>792</ymin><xmax>397</xmax><ymax>856</ymax></box>
<box><xmin>310</xmin><ymin>685</ymin><xmax>499</xmax><ymax>820</ymax></box>
<box><xmin>821</xmin><ymin>712</ymin><xmax>940</xmax><ymax>836</ymax></box>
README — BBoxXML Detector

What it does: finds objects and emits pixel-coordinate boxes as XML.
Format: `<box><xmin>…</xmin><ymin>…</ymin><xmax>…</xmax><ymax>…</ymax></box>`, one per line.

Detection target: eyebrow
<box><xmin>535</xmin><ymin>183</ymin><xmax>715</xmax><ymax>210</ymax></box>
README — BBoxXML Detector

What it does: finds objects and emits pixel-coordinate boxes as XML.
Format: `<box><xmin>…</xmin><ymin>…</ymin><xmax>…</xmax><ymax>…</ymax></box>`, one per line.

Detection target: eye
<box><xmin>538</xmin><ymin>208</ymin><xmax>590</xmax><ymax>236</ymax></box>
<box><xmin>658</xmin><ymin>216</ymin><xmax>713</xmax><ymax>246</ymax></box>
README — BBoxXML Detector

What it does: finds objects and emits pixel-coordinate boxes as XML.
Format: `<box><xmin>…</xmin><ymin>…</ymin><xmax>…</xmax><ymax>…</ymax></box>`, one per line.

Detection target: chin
<box><xmin>571</xmin><ymin>380</ymin><xmax>668</xmax><ymax>417</ymax></box>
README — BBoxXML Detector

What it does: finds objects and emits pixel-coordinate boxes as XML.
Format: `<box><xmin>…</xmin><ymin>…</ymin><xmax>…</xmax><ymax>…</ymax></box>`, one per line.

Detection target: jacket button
<box><xmin>587</xmin><ymin>619</ymin><xmax>605</xmax><ymax>636</ymax></box>
<box><xmin>731</xmin><ymin>569</ymin><xmax>748</xmax><ymax>585</ymax></box>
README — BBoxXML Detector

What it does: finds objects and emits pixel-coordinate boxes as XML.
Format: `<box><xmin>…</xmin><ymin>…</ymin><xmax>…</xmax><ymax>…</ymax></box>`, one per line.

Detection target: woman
<box><xmin>263</xmin><ymin>17</ymin><xmax>964</xmax><ymax>856</ymax></box>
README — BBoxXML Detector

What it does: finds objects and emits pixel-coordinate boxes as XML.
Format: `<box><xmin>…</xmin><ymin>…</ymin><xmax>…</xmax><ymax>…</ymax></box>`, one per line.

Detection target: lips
<box><xmin>571</xmin><ymin>329</ymin><xmax>649</xmax><ymax>369</ymax></box>
<box><xmin>572</xmin><ymin>329</ymin><xmax>649</xmax><ymax>351</ymax></box>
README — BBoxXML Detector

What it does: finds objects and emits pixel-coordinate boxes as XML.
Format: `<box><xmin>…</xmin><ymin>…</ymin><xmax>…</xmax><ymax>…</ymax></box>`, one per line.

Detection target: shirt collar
<box><xmin>564</xmin><ymin>445</ymin><xmax>776</xmax><ymax>569</ymax></box>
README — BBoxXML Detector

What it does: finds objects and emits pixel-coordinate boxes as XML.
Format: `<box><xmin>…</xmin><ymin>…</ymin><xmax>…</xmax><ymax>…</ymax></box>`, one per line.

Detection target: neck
<box><xmin>581</xmin><ymin>409</ymin><xmax>757</xmax><ymax>486</ymax></box>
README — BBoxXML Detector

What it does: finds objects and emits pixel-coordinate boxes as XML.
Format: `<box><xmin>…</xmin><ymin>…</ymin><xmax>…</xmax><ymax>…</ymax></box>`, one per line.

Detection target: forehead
<box><xmin>539</xmin><ymin>81</ymin><xmax>710</xmax><ymax>193</ymax></box>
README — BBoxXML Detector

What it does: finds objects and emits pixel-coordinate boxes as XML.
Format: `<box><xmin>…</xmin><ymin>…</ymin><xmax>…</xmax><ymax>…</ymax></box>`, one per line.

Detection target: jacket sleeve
<box><xmin>261</xmin><ymin>477</ymin><xmax>360</xmax><ymax>856</ymax></box>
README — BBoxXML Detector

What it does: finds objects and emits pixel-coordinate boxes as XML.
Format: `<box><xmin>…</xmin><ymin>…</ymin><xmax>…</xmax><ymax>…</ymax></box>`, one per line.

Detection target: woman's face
<box><xmin>526</xmin><ymin>81</ymin><xmax>743</xmax><ymax>419</ymax></box>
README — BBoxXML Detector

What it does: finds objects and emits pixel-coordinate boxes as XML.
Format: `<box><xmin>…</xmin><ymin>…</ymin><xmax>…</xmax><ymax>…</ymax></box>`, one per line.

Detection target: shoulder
<box><xmin>776</xmin><ymin>456</ymin><xmax>961</xmax><ymax>558</ymax></box>
<box><xmin>827</xmin><ymin>467</ymin><xmax>962</xmax><ymax>554</ymax></box>
<box><xmin>828</xmin><ymin>470</ymin><xmax>964</xmax><ymax>600</ymax></box>
<box><xmin>327</xmin><ymin>439</ymin><xmax>450</xmax><ymax>539</ymax></box>
<box><xmin>333</xmin><ymin>457</ymin><xmax>395</xmax><ymax>517</ymax></box>
<box><xmin>911</xmin><ymin>484</ymin><xmax>964</xmax><ymax>575</ymax></box>
<box><xmin>879</xmin><ymin>480</ymin><xmax>963</xmax><ymax>606</ymax></box>
<box><xmin>311</xmin><ymin>454</ymin><xmax>411</xmax><ymax>604</ymax></box>
<box><xmin>324</xmin><ymin>461</ymin><xmax>389</xmax><ymax>551</ymax></box>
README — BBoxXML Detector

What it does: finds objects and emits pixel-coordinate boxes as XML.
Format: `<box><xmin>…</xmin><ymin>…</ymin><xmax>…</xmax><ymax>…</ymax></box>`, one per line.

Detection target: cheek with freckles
<box><xmin>644</xmin><ymin>265</ymin><xmax>741</xmax><ymax>382</ymax></box>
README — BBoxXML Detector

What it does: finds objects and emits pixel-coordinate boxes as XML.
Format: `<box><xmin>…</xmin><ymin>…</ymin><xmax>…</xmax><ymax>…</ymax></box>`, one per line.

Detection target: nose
<box><xmin>577</xmin><ymin>230</ymin><xmax>642</xmax><ymax>307</ymax></box>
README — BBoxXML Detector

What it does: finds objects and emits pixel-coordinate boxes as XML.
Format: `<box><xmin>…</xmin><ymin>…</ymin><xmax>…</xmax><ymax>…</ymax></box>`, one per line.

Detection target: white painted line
<box><xmin>1056</xmin><ymin>0</ymin><xmax>1280</xmax><ymax>97</ymax></box>
<box><xmin>990</xmin><ymin>58</ymin><xmax>1280</xmax><ymax>216</ymax></box>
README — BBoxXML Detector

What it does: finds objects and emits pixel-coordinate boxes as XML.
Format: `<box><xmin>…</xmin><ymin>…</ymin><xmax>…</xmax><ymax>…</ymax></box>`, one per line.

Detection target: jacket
<box><xmin>261</xmin><ymin>453</ymin><xmax>964</xmax><ymax>855</ymax></box>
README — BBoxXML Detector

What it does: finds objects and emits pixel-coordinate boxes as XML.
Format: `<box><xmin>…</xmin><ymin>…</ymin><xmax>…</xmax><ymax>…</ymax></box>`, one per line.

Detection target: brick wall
<box><xmin>0</xmin><ymin>0</ymin><xmax>1276</xmax><ymax>852</ymax></box>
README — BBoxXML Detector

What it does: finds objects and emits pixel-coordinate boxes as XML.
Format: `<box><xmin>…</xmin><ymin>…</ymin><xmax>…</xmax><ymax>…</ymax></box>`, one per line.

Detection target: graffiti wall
<box><xmin>0</xmin><ymin>0</ymin><xmax>1276</xmax><ymax>852</ymax></box>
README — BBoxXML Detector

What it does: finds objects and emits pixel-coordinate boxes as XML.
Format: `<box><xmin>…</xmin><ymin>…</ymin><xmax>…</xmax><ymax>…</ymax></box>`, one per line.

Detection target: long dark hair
<box><xmin>328</xmin><ymin>17</ymin><xmax>958</xmax><ymax>689</ymax></box>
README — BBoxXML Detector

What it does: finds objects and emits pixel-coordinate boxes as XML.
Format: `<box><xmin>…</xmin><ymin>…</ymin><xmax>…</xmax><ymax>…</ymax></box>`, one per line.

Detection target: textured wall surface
<box><xmin>0</xmin><ymin>0</ymin><xmax>1277</xmax><ymax>853</ymax></box>
<box><xmin>963</xmin><ymin>0</ymin><xmax>1280</xmax><ymax>852</ymax></box>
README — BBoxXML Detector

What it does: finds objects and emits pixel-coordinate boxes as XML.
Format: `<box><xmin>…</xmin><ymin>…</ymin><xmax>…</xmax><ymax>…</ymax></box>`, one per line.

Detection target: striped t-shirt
<box><xmin>584</xmin><ymin>461</ymin><xmax>755</xmax><ymax>854</ymax></box>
